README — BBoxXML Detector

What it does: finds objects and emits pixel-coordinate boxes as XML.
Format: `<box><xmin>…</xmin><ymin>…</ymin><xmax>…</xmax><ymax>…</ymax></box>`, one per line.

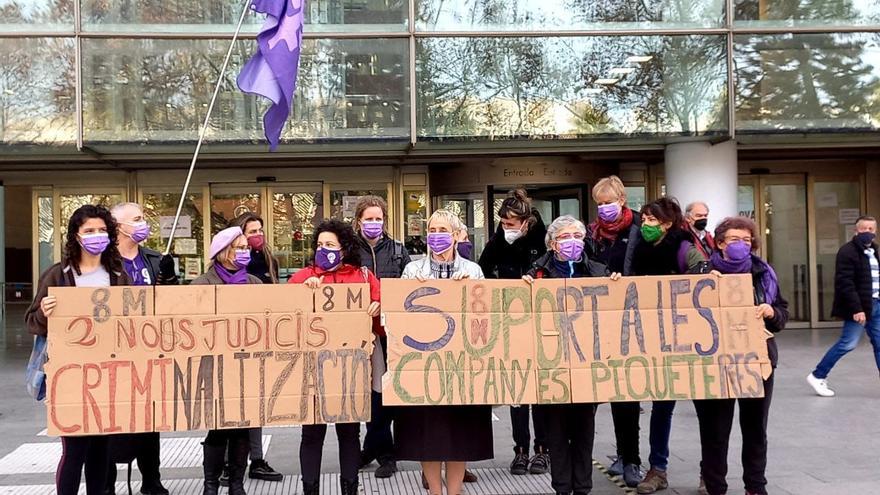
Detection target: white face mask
<box><xmin>504</xmin><ymin>228</ymin><xmax>524</xmax><ymax>244</ymax></box>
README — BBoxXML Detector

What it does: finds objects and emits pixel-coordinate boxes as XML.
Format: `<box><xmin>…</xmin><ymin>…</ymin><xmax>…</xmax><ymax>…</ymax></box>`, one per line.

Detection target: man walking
<box><xmin>807</xmin><ymin>216</ymin><xmax>880</xmax><ymax>397</ymax></box>
<box><xmin>108</xmin><ymin>202</ymin><xmax>178</xmax><ymax>494</ymax></box>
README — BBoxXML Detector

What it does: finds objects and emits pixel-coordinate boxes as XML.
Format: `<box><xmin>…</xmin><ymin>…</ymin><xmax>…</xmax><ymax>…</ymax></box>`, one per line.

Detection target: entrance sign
<box><xmin>44</xmin><ymin>284</ymin><xmax>373</xmax><ymax>436</ymax></box>
<box><xmin>381</xmin><ymin>276</ymin><xmax>772</xmax><ymax>406</ymax></box>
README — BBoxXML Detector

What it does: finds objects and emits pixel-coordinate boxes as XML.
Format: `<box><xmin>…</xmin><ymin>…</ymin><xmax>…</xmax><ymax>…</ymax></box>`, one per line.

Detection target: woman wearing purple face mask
<box><xmin>26</xmin><ymin>205</ymin><xmax>130</xmax><ymax>495</ymax></box>
<box><xmin>192</xmin><ymin>226</ymin><xmax>261</xmax><ymax>495</ymax></box>
<box><xmin>351</xmin><ymin>196</ymin><xmax>411</xmax><ymax>479</ymax></box>
<box><xmin>396</xmin><ymin>209</ymin><xmax>489</xmax><ymax>495</ymax></box>
<box><xmin>521</xmin><ymin>215</ymin><xmax>615</xmax><ymax>495</ymax></box>
<box><xmin>695</xmin><ymin>217</ymin><xmax>788</xmax><ymax>495</ymax></box>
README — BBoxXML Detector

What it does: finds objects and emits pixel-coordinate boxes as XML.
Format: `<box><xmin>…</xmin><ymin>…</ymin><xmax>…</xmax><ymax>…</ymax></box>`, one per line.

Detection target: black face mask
<box><xmin>856</xmin><ymin>232</ymin><xmax>876</xmax><ymax>246</ymax></box>
<box><xmin>694</xmin><ymin>219</ymin><xmax>708</xmax><ymax>231</ymax></box>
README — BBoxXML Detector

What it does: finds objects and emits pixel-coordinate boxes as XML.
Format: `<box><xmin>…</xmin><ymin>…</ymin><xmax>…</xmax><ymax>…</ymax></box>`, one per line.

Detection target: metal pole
<box><xmin>164</xmin><ymin>0</ymin><xmax>253</xmax><ymax>254</ymax></box>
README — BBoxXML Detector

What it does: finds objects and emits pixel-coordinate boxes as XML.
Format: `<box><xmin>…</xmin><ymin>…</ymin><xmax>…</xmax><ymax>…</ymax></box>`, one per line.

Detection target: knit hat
<box><xmin>209</xmin><ymin>226</ymin><xmax>244</xmax><ymax>260</ymax></box>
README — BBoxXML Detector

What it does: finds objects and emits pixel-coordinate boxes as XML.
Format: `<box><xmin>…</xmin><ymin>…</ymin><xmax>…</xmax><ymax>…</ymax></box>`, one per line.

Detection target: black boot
<box><xmin>203</xmin><ymin>443</ymin><xmax>226</xmax><ymax>495</ymax></box>
<box><xmin>341</xmin><ymin>477</ymin><xmax>359</xmax><ymax>495</ymax></box>
<box><xmin>302</xmin><ymin>481</ymin><xmax>320</xmax><ymax>495</ymax></box>
<box><xmin>228</xmin><ymin>434</ymin><xmax>250</xmax><ymax>495</ymax></box>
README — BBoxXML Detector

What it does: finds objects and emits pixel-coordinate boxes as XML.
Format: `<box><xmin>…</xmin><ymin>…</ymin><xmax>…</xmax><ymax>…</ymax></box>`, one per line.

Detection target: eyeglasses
<box><xmin>556</xmin><ymin>233</ymin><xmax>585</xmax><ymax>241</ymax></box>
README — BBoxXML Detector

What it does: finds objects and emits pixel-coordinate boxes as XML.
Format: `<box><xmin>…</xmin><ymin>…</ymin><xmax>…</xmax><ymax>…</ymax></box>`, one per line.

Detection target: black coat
<box><xmin>479</xmin><ymin>215</ymin><xmax>548</xmax><ymax>279</ymax></box>
<box><xmin>832</xmin><ymin>238</ymin><xmax>880</xmax><ymax>319</ymax></box>
<box><xmin>527</xmin><ymin>251</ymin><xmax>607</xmax><ymax>279</ymax></box>
<box><xmin>357</xmin><ymin>235</ymin><xmax>411</xmax><ymax>279</ymax></box>
<box><xmin>139</xmin><ymin>246</ymin><xmax>179</xmax><ymax>286</ymax></box>
<box><xmin>750</xmin><ymin>257</ymin><xmax>789</xmax><ymax>368</ymax></box>
<box><xmin>586</xmin><ymin>210</ymin><xmax>641</xmax><ymax>276</ymax></box>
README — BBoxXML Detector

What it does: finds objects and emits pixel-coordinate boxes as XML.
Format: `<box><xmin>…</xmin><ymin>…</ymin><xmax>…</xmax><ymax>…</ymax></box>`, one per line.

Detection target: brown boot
<box><xmin>637</xmin><ymin>468</ymin><xmax>668</xmax><ymax>494</ymax></box>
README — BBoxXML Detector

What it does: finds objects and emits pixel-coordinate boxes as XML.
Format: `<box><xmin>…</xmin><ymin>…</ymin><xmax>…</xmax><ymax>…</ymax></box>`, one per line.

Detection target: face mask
<box><xmin>693</xmin><ymin>219</ymin><xmax>708</xmax><ymax>231</ymax></box>
<box><xmin>557</xmin><ymin>238</ymin><xmax>585</xmax><ymax>261</ymax></box>
<box><xmin>80</xmin><ymin>233</ymin><xmax>110</xmax><ymax>256</ymax></box>
<box><xmin>504</xmin><ymin>228</ymin><xmax>524</xmax><ymax>244</ymax></box>
<box><xmin>857</xmin><ymin>232</ymin><xmax>876</xmax><ymax>246</ymax></box>
<box><xmin>361</xmin><ymin>220</ymin><xmax>384</xmax><ymax>240</ymax></box>
<box><xmin>427</xmin><ymin>232</ymin><xmax>454</xmax><ymax>254</ymax></box>
<box><xmin>315</xmin><ymin>247</ymin><xmax>343</xmax><ymax>271</ymax></box>
<box><xmin>724</xmin><ymin>241</ymin><xmax>752</xmax><ymax>261</ymax></box>
<box><xmin>247</xmin><ymin>234</ymin><xmax>265</xmax><ymax>251</ymax></box>
<box><xmin>233</xmin><ymin>248</ymin><xmax>251</xmax><ymax>269</ymax></box>
<box><xmin>125</xmin><ymin>221</ymin><xmax>151</xmax><ymax>243</ymax></box>
<box><xmin>598</xmin><ymin>203</ymin><xmax>621</xmax><ymax>223</ymax></box>
<box><xmin>457</xmin><ymin>241</ymin><xmax>473</xmax><ymax>260</ymax></box>
<box><xmin>640</xmin><ymin>224</ymin><xmax>664</xmax><ymax>243</ymax></box>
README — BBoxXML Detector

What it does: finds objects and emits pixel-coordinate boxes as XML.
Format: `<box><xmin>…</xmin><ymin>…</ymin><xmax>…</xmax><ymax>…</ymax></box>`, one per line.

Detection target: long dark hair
<box><xmin>231</xmin><ymin>212</ymin><xmax>279</xmax><ymax>283</ymax></box>
<box><xmin>63</xmin><ymin>204</ymin><xmax>123</xmax><ymax>276</ymax></box>
<box><xmin>312</xmin><ymin>219</ymin><xmax>362</xmax><ymax>268</ymax></box>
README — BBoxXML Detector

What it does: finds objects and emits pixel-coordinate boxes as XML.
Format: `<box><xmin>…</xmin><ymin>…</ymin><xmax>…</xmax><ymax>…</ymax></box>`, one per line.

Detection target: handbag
<box><xmin>25</xmin><ymin>268</ymin><xmax>67</xmax><ymax>401</ymax></box>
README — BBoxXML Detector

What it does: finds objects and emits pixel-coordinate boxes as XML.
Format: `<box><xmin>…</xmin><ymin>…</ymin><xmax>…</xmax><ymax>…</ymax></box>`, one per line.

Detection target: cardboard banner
<box><xmin>45</xmin><ymin>284</ymin><xmax>373</xmax><ymax>436</ymax></box>
<box><xmin>381</xmin><ymin>275</ymin><xmax>772</xmax><ymax>406</ymax></box>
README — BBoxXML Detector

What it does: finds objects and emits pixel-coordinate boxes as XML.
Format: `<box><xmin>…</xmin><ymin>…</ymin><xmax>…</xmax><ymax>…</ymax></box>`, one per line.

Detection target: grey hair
<box><xmin>110</xmin><ymin>202</ymin><xmax>143</xmax><ymax>219</ymax></box>
<box><xmin>545</xmin><ymin>215</ymin><xmax>586</xmax><ymax>249</ymax></box>
<box><xmin>428</xmin><ymin>209</ymin><xmax>464</xmax><ymax>232</ymax></box>
<box><xmin>685</xmin><ymin>201</ymin><xmax>709</xmax><ymax>215</ymax></box>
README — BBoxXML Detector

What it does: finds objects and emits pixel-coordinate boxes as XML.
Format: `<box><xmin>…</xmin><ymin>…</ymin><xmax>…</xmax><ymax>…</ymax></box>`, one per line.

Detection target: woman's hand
<box><xmin>756</xmin><ymin>303</ymin><xmax>775</xmax><ymax>320</ymax></box>
<box><xmin>367</xmin><ymin>301</ymin><xmax>381</xmax><ymax>317</ymax></box>
<box><xmin>522</xmin><ymin>274</ymin><xmax>534</xmax><ymax>285</ymax></box>
<box><xmin>304</xmin><ymin>276</ymin><xmax>324</xmax><ymax>289</ymax></box>
<box><xmin>40</xmin><ymin>296</ymin><xmax>57</xmax><ymax>318</ymax></box>
<box><xmin>415</xmin><ymin>274</ymin><xmax>428</xmax><ymax>283</ymax></box>
<box><xmin>609</xmin><ymin>272</ymin><xmax>622</xmax><ymax>281</ymax></box>
<box><xmin>710</xmin><ymin>270</ymin><xmax>723</xmax><ymax>277</ymax></box>
<box><xmin>451</xmin><ymin>272</ymin><xmax>470</xmax><ymax>281</ymax></box>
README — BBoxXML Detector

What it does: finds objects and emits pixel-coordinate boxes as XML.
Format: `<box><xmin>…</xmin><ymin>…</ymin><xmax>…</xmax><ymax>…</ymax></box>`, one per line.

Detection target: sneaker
<box><xmin>623</xmin><ymin>463</ymin><xmax>642</xmax><ymax>488</ymax></box>
<box><xmin>637</xmin><ymin>468</ymin><xmax>668</xmax><ymax>494</ymax></box>
<box><xmin>528</xmin><ymin>452</ymin><xmax>550</xmax><ymax>475</ymax></box>
<box><xmin>607</xmin><ymin>456</ymin><xmax>624</xmax><ymax>477</ymax></box>
<box><xmin>374</xmin><ymin>460</ymin><xmax>398</xmax><ymax>479</ymax></box>
<box><xmin>219</xmin><ymin>464</ymin><xmax>230</xmax><ymax>487</ymax></box>
<box><xmin>697</xmin><ymin>475</ymin><xmax>709</xmax><ymax>495</ymax></box>
<box><xmin>463</xmin><ymin>469</ymin><xmax>478</xmax><ymax>483</ymax></box>
<box><xmin>249</xmin><ymin>459</ymin><xmax>283</xmax><ymax>482</ymax></box>
<box><xmin>807</xmin><ymin>373</ymin><xmax>835</xmax><ymax>397</ymax></box>
<box><xmin>510</xmin><ymin>449</ymin><xmax>529</xmax><ymax>475</ymax></box>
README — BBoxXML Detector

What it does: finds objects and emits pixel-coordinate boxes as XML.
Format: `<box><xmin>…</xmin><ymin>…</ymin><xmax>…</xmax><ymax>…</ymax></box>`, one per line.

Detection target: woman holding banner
<box><xmin>586</xmin><ymin>176</ymin><xmax>644</xmax><ymax>487</ymax></box>
<box><xmin>192</xmin><ymin>226</ymin><xmax>262</xmax><ymax>495</ymax></box>
<box><xmin>694</xmin><ymin>217</ymin><xmax>788</xmax><ymax>495</ymax></box>
<box><xmin>629</xmin><ymin>197</ymin><xmax>706</xmax><ymax>495</ymax></box>
<box><xmin>26</xmin><ymin>205</ymin><xmax>131</xmax><ymax>495</ymax></box>
<box><xmin>395</xmin><ymin>209</ymin><xmax>491</xmax><ymax>495</ymax></box>
<box><xmin>478</xmin><ymin>189</ymin><xmax>550</xmax><ymax>477</ymax></box>
<box><xmin>289</xmin><ymin>219</ymin><xmax>382</xmax><ymax>495</ymax></box>
<box><xmin>523</xmin><ymin>215</ymin><xmax>613</xmax><ymax>495</ymax></box>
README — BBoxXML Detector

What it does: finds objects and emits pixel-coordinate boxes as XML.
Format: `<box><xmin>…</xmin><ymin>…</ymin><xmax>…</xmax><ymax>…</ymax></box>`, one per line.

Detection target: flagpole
<box><xmin>164</xmin><ymin>0</ymin><xmax>253</xmax><ymax>255</ymax></box>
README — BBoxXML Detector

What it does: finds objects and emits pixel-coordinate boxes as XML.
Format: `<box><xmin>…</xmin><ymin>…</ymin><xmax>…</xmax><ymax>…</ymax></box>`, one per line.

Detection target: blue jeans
<box><xmin>648</xmin><ymin>400</ymin><xmax>676</xmax><ymax>471</ymax></box>
<box><xmin>813</xmin><ymin>299</ymin><xmax>880</xmax><ymax>379</ymax></box>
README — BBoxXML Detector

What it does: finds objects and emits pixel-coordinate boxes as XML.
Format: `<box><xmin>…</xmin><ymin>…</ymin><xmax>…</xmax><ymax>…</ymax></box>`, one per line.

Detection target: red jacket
<box><xmin>288</xmin><ymin>263</ymin><xmax>383</xmax><ymax>336</ymax></box>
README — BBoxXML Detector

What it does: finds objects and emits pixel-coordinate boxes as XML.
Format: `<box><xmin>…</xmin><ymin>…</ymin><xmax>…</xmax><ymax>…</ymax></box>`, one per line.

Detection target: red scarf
<box><xmin>591</xmin><ymin>207</ymin><xmax>634</xmax><ymax>242</ymax></box>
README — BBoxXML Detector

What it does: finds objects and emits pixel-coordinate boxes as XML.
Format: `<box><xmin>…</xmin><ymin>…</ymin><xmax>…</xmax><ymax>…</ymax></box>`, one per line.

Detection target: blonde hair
<box><xmin>428</xmin><ymin>209</ymin><xmax>464</xmax><ymax>232</ymax></box>
<box><xmin>592</xmin><ymin>175</ymin><xmax>627</xmax><ymax>203</ymax></box>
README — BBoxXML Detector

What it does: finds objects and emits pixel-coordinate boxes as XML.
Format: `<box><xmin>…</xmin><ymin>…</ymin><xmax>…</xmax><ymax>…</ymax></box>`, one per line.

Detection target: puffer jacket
<box><xmin>479</xmin><ymin>214</ymin><xmax>547</xmax><ymax>279</ymax></box>
<box><xmin>357</xmin><ymin>235</ymin><xmax>411</xmax><ymax>280</ymax></box>
<box><xmin>401</xmin><ymin>254</ymin><xmax>485</xmax><ymax>280</ymax></box>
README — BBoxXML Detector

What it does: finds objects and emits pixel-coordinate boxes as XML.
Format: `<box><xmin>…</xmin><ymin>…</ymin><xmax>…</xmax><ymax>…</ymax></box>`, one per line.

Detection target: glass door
<box><xmin>436</xmin><ymin>192</ymin><xmax>488</xmax><ymax>259</ymax></box>
<box><xmin>269</xmin><ymin>185</ymin><xmax>323</xmax><ymax>279</ymax></box>
<box><xmin>53</xmin><ymin>188</ymin><xmax>126</xmax><ymax>263</ymax></box>
<box><xmin>209</xmin><ymin>185</ymin><xmax>262</xmax><ymax>235</ymax></box>
<box><xmin>140</xmin><ymin>188</ymin><xmax>207</xmax><ymax>282</ymax></box>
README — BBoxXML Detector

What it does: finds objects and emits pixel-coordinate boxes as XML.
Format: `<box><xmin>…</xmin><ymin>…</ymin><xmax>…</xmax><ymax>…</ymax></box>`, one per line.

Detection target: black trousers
<box><xmin>205</xmin><ymin>428</ymin><xmax>250</xmax><ymax>448</ymax></box>
<box><xmin>363</xmin><ymin>390</ymin><xmax>394</xmax><ymax>462</ymax></box>
<box><xmin>610</xmin><ymin>401</ymin><xmax>641</xmax><ymax>465</ymax></box>
<box><xmin>510</xmin><ymin>405</ymin><xmax>547</xmax><ymax>453</ymax></box>
<box><xmin>301</xmin><ymin>422</ymin><xmax>361</xmax><ymax>484</ymax></box>
<box><xmin>57</xmin><ymin>435</ymin><xmax>109</xmax><ymax>495</ymax></box>
<box><xmin>106</xmin><ymin>432</ymin><xmax>162</xmax><ymax>487</ymax></box>
<box><xmin>694</xmin><ymin>373</ymin><xmax>774</xmax><ymax>495</ymax></box>
<box><xmin>539</xmin><ymin>403</ymin><xmax>597</xmax><ymax>494</ymax></box>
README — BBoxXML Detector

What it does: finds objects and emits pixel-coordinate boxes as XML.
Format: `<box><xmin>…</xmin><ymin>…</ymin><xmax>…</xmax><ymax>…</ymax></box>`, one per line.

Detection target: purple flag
<box><xmin>237</xmin><ymin>0</ymin><xmax>305</xmax><ymax>151</ymax></box>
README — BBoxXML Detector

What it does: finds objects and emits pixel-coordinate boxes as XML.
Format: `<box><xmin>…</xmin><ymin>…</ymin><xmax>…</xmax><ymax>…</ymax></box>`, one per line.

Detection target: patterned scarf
<box><xmin>590</xmin><ymin>206</ymin><xmax>634</xmax><ymax>242</ymax></box>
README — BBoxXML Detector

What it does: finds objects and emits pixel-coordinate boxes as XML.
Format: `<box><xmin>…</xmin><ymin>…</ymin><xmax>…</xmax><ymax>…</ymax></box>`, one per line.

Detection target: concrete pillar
<box><xmin>664</xmin><ymin>140</ymin><xmax>738</xmax><ymax>231</ymax></box>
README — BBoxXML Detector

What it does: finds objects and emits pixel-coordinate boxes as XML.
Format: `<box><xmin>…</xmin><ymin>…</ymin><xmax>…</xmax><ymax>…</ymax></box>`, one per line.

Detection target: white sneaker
<box><xmin>807</xmin><ymin>373</ymin><xmax>835</xmax><ymax>397</ymax></box>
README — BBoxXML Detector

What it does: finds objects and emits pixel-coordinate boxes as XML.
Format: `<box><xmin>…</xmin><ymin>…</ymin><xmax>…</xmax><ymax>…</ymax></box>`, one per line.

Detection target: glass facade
<box><xmin>2</xmin><ymin>0</ymin><xmax>879</xmax><ymax>148</ymax></box>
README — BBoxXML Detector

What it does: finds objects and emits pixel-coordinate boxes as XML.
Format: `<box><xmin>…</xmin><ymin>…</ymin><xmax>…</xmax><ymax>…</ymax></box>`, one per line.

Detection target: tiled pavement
<box><xmin>1</xmin><ymin>304</ymin><xmax>878</xmax><ymax>494</ymax></box>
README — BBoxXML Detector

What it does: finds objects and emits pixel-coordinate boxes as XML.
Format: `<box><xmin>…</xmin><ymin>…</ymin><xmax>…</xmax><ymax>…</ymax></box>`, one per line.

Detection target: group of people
<box><xmin>37</xmin><ymin>172</ymin><xmax>860</xmax><ymax>495</ymax></box>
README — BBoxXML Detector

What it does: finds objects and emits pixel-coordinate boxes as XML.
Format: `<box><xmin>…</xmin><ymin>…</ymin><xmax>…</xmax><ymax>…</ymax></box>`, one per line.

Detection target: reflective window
<box><xmin>735</xmin><ymin>33</ymin><xmax>880</xmax><ymax>134</ymax></box>
<box><xmin>417</xmin><ymin>35</ymin><xmax>728</xmax><ymax>140</ymax></box>
<box><xmin>82</xmin><ymin>0</ymin><xmax>407</xmax><ymax>32</ymax></box>
<box><xmin>82</xmin><ymin>38</ymin><xmax>409</xmax><ymax>143</ymax></box>
<box><xmin>142</xmin><ymin>192</ymin><xmax>205</xmax><ymax>281</ymax></box>
<box><xmin>734</xmin><ymin>0</ymin><xmax>880</xmax><ymax>28</ymax></box>
<box><xmin>273</xmin><ymin>190</ymin><xmax>323</xmax><ymax>277</ymax></box>
<box><xmin>60</xmin><ymin>193</ymin><xmax>124</xmax><ymax>224</ymax></box>
<box><xmin>210</xmin><ymin>188</ymin><xmax>261</xmax><ymax>234</ymax></box>
<box><xmin>330</xmin><ymin>187</ymin><xmax>388</xmax><ymax>223</ymax></box>
<box><xmin>0</xmin><ymin>37</ymin><xmax>76</xmax><ymax>145</ymax></box>
<box><xmin>417</xmin><ymin>0</ymin><xmax>725</xmax><ymax>31</ymax></box>
<box><xmin>37</xmin><ymin>193</ymin><xmax>54</xmax><ymax>273</ymax></box>
<box><xmin>0</xmin><ymin>0</ymin><xmax>73</xmax><ymax>32</ymax></box>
